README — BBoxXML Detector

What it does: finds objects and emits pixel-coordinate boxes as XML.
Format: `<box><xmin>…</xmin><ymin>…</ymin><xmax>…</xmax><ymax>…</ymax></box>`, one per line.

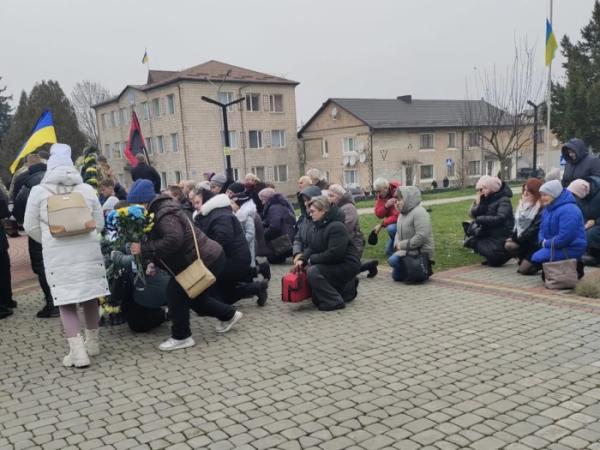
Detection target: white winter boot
<box><xmin>84</xmin><ymin>328</ymin><xmax>100</xmax><ymax>356</ymax></box>
<box><xmin>63</xmin><ymin>334</ymin><xmax>90</xmax><ymax>368</ymax></box>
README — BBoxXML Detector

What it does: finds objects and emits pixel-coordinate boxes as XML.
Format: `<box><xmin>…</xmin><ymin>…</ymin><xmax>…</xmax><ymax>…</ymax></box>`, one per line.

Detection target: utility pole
<box><xmin>527</xmin><ymin>100</ymin><xmax>543</xmax><ymax>177</ymax></box>
<box><xmin>201</xmin><ymin>95</ymin><xmax>245</xmax><ymax>182</ymax></box>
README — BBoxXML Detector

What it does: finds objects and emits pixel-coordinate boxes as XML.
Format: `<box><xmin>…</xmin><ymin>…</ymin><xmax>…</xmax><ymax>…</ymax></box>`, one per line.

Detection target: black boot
<box><xmin>256</xmin><ymin>280</ymin><xmax>269</xmax><ymax>306</ymax></box>
<box><xmin>360</xmin><ymin>260</ymin><xmax>378</xmax><ymax>278</ymax></box>
<box><xmin>37</xmin><ymin>299</ymin><xmax>59</xmax><ymax>318</ymax></box>
<box><xmin>0</xmin><ymin>305</ymin><xmax>13</xmax><ymax>319</ymax></box>
<box><xmin>258</xmin><ymin>262</ymin><xmax>271</xmax><ymax>281</ymax></box>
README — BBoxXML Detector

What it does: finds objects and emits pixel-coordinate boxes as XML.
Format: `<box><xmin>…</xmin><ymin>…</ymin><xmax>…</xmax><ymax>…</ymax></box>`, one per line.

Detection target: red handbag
<box><xmin>281</xmin><ymin>270</ymin><xmax>312</xmax><ymax>303</ymax></box>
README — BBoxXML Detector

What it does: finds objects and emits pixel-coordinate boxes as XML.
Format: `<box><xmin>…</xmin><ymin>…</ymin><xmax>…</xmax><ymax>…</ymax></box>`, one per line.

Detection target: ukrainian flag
<box><xmin>546</xmin><ymin>19</ymin><xmax>558</xmax><ymax>66</ymax></box>
<box><xmin>142</xmin><ymin>50</ymin><xmax>149</xmax><ymax>64</ymax></box>
<box><xmin>9</xmin><ymin>110</ymin><xmax>57</xmax><ymax>174</ymax></box>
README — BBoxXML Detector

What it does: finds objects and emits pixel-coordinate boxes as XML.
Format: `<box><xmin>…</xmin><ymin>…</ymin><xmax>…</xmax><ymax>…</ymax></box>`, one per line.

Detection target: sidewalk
<box><xmin>2</xmin><ymin>260</ymin><xmax>600</xmax><ymax>449</ymax></box>
<box><xmin>7</xmin><ymin>234</ymin><xmax>37</xmax><ymax>291</ymax></box>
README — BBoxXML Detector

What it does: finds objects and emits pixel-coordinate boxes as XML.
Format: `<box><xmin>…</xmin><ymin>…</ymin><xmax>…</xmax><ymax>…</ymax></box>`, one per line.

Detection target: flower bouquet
<box><xmin>106</xmin><ymin>205</ymin><xmax>154</xmax><ymax>290</ymax></box>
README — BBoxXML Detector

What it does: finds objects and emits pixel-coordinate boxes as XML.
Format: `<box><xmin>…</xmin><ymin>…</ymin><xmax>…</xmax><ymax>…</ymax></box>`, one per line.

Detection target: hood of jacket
<box><xmin>42</xmin><ymin>166</ymin><xmax>84</xmax><ymax>187</ymax></box>
<box><xmin>337</xmin><ymin>191</ymin><xmax>355</xmax><ymax>208</ymax></box>
<box><xmin>28</xmin><ymin>162</ymin><xmax>47</xmax><ymax>177</ymax></box>
<box><xmin>200</xmin><ymin>193</ymin><xmax>231</xmax><ymax>216</ymax></box>
<box><xmin>266</xmin><ymin>192</ymin><xmax>293</xmax><ymax>210</ymax></box>
<box><xmin>148</xmin><ymin>195</ymin><xmax>181</xmax><ymax>221</ymax></box>
<box><xmin>547</xmin><ymin>188</ymin><xmax>577</xmax><ymax>212</ymax></box>
<box><xmin>397</xmin><ymin>186</ymin><xmax>422</xmax><ymax>213</ymax></box>
<box><xmin>314</xmin><ymin>204</ymin><xmax>345</xmax><ymax>228</ymax></box>
<box><xmin>562</xmin><ymin>138</ymin><xmax>589</xmax><ymax>164</ymax></box>
<box><xmin>583</xmin><ymin>176</ymin><xmax>600</xmax><ymax>199</ymax></box>
<box><xmin>298</xmin><ymin>186</ymin><xmax>322</xmax><ymax>217</ymax></box>
<box><xmin>235</xmin><ymin>199</ymin><xmax>257</xmax><ymax>222</ymax></box>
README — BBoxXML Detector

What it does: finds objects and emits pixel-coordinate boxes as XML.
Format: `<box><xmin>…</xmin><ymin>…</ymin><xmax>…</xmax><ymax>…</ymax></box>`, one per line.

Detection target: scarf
<box><xmin>514</xmin><ymin>199</ymin><xmax>540</xmax><ymax>237</ymax></box>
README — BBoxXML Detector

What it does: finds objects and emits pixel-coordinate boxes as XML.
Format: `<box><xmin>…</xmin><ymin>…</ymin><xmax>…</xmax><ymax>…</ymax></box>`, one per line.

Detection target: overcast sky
<box><xmin>0</xmin><ymin>0</ymin><xmax>595</xmax><ymax>125</ymax></box>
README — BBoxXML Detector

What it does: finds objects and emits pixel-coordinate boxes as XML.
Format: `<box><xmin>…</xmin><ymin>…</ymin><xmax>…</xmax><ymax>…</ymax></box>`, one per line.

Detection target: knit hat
<box><xmin>545</xmin><ymin>167</ymin><xmax>561</xmax><ymax>182</ymax></box>
<box><xmin>301</xmin><ymin>186</ymin><xmax>321</xmax><ymax>200</ymax></box>
<box><xmin>540</xmin><ymin>179</ymin><xmax>563</xmax><ymax>199</ymax></box>
<box><xmin>475</xmin><ymin>175</ymin><xmax>502</xmax><ymax>193</ymax></box>
<box><xmin>210</xmin><ymin>174</ymin><xmax>227</xmax><ymax>188</ymax></box>
<box><xmin>567</xmin><ymin>179</ymin><xmax>591</xmax><ymax>199</ymax></box>
<box><xmin>258</xmin><ymin>187</ymin><xmax>276</xmax><ymax>203</ymax></box>
<box><xmin>47</xmin><ymin>143</ymin><xmax>74</xmax><ymax>171</ymax></box>
<box><xmin>227</xmin><ymin>182</ymin><xmax>245</xmax><ymax>195</ymax></box>
<box><xmin>127</xmin><ymin>179</ymin><xmax>156</xmax><ymax>204</ymax></box>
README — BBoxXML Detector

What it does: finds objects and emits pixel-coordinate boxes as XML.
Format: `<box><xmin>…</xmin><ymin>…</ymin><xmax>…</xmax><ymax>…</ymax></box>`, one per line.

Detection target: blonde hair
<box><xmin>306</xmin><ymin>168</ymin><xmax>324</xmax><ymax>181</ymax></box>
<box><xmin>245</xmin><ymin>173</ymin><xmax>260</xmax><ymax>183</ymax></box>
<box><xmin>327</xmin><ymin>183</ymin><xmax>346</xmax><ymax>198</ymax></box>
<box><xmin>308</xmin><ymin>195</ymin><xmax>331</xmax><ymax>212</ymax></box>
<box><xmin>298</xmin><ymin>175</ymin><xmax>311</xmax><ymax>184</ymax></box>
<box><xmin>373</xmin><ymin>177</ymin><xmax>389</xmax><ymax>192</ymax></box>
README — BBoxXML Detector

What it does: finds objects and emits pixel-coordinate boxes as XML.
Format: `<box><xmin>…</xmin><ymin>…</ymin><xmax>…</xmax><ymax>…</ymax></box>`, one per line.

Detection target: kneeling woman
<box><xmin>531</xmin><ymin>180</ymin><xmax>587</xmax><ymax>277</ymax></box>
<box><xmin>387</xmin><ymin>186</ymin><xmax>434</xmax><ymax>281</ymax></box>
<box><xmin>294</xmin><ymin>196</ymin><xmax>361</xmax><ymax>311</ymax></box>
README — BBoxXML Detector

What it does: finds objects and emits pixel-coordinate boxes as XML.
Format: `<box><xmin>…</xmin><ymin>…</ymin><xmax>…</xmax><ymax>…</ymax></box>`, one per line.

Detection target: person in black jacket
<box><xmin>0</xmin><ymin>187</ymin><xmax>15</xmax><ymax>319</ymax></box>
<box><xmin>12</xmin><ymin>154</ymin><xmax>58</xmax><ymax>318</ymax></box>
<box><xmin>244</xmin><ymin>173</ymin><xmax>267</xmax><ymax>215</ymax></box>
<box><xmin>131</xmin><ymin>153</ymin><xmax>161</xmax><ymax>193</ymax></box>
<box><xmin>561</xmin><ymin>138</ymin><xmax>600</xmax><ymax>187</ymax></box>
<box><xmin>259</xmin><ymin>188</ymin><xmax>296</xmax><ymax>264</ymax></box>
<box><xmin>567</xmin><ymin>177</ymin><xmax>600</xmax><ymax>266</ymax></box>
<box><xmin>294</xmin><ymin>196</ymin><xmax>361</xmax><ymax>311</ymax></box>
<box><xmin>463</xmin><ymin>176</ymin><xmax>514</xmax><ymax>267</ymax></box>
<box><xmin>505</xmin><ymin>178</ymin><xmax>543</xmax><ymax>274</ymax></box>
<box><xmin>194</xmin><ymin>190</ymin><xmax>269</xmax><ymax>306</ymax></box>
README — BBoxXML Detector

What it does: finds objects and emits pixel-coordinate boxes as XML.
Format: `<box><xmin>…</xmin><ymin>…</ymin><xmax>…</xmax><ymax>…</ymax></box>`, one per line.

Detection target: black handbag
<box><xmin>368</xmin><ymin>230</ymin><xmax>378</xmax><ymax>245</ymax></box>
<box><xmin>401</xmin><ymin>248</ymin><xmax>431</xmax><ymax>283</ymax></box>
<box><xmin>268</xmin><ymin>233</ymin><xmax>292</xmax><ymax>255</ymax></box>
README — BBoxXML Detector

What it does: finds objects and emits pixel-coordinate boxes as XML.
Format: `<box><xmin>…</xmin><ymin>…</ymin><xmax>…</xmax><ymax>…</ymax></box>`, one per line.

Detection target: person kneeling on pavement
<box><xmin>567</xmin><ymin>177</ymin><xmax>600</xmax><ymax>267</ymax></box>
<box><xmin>530</xmin><ymin>180</ymin><xmax>587</xmax><ymax>278</ymax></box>
<box><xmin>387</xmin><ymin>186</ymin><xmax>434</xmax><ymax>282</ymax></box>
<box><xmin>463</xmin><ymin>175</ymin><xmax>514</xmax><ymax>267</ymax></box>
<box><xmin>293</xmin><ymin>196</ymin><xmax>360</xmax><ymax>311</ymax></box>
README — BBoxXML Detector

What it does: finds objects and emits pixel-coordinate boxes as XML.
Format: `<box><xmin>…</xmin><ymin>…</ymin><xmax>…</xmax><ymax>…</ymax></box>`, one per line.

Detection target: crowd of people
<box><xmin>2</xmin><ymin>136</ymin><xmax>600</xmax><ymax>367</ymax></box>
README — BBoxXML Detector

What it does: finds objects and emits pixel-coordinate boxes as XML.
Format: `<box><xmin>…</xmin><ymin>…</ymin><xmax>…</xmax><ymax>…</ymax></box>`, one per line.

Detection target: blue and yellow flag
<box><xmin>142</xmin><ymin>50</ymin><xmax>149</xmax><ymax>64</ymax></box>
<box><xmin>546</xmin><ymin>19</ymin><xmax>558</xmax><ymax>66</ymax></box>
<box><xmin>9</xmin><ymin>110</ymin><xmax>57</xmax><ymax>174</ymax></box>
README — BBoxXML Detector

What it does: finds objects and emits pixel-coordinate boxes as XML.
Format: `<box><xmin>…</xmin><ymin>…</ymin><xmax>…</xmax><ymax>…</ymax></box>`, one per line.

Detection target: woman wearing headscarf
<box><xmin>531</xmin><ymin>180</ymin><xmax>587</xmax><ymax>277</ymax></box>
<box><xmin>505</xmin><ymin>178</ymin><xmax>544</xmax><ymax>275</ymax></box>
<box><xmin>567</xmin><ymin>177</ymin><xmax>600</xmax><ymax>266</ymax></box>
<box><xmin>463</xmin><ymin>175</ymin><xmax>514</xmax><ymax>267</ymax></box>
<box><xmin>259</xmin><ymin>187</ymin><xmax>296</xmax><ymax>264</ymax></box>
<box><xmin>24</xmin><ymin>143</ymin><xmax>109</xmax><ymax>367</ymax></box>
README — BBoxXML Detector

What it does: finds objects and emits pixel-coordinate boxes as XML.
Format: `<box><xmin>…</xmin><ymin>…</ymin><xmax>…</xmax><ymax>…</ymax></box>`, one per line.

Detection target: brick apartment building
<box><xmin>93</xmin><ymin>60</ymin><xmax>300</xmax><ymax>194</ymax></box>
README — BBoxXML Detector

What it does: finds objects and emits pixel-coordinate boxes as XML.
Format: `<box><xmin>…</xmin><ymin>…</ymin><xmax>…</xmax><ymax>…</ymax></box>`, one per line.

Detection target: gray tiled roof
<box><xmin>331</xmin><ymin>98</ymin><xmax>496</xmax><ymax>129</ymax></box>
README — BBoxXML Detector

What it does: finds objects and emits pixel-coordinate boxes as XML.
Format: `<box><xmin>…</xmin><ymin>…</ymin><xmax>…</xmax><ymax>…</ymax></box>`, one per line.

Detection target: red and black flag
<box><xmin>124</xmin><ymin>111</ymin><xmax>148</xmax><ymax>167</ymax></box>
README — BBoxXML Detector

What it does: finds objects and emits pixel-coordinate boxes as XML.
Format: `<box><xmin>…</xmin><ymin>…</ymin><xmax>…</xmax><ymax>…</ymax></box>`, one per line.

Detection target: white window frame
<box><xmin>111</xmin><ymin>111</ymin><xmax>117</xmax><ymax>128</ymax></box>
<box><xmin>218</xmin><ymin>92</ymin><xmax>235</xmax><ymax>112</ymax></box>
<box><xmin>273</xmin><ymin>165</ymin><xmax>288</xmax><ymax>182</ymax></box>
<box><xmin>271</xmin><ymin>130</ymin><xmax>286</xmax><ymax>148</ymax></box>
<box><xmin>447</xmin><ymin>162</ymin><xmax>456</xmax><ymax>178</ymax></box>
<box><xmin>245</xmin><ymin>93</ymin><xmax>260</xmax><ymax>112</ymax></box>
<box><xmin>269</xmin><ymin>94</ymin><xmax>284</xmax><ymax>113</ymax></box>
<box><xmin>419</xmin><ymin>164</ymin><xmax>434</xmax><ymax>181</ymax></box>
<box><xmin>419</xmin><ymin>133</ymin><xmax>434</xmax><ymax>150</ymax></box>
<box><xmin>160</xmin><ymin>172</ymin><xmax>168</xmax><ymax>189</ymax></box>
<box><xmin>157</xmin><ymin>135</ymin><xmax>164</xmax><ymax>154</ymax></box>
<box><xmin>447</xmin><ymin>132</ymin><xmax>457</xmax><ymax>149</ymax></box>
<box><xmin>167</xmin><ymin>94</ymin><xmax>175</xmax><ymax>114</ymax></box>
<box><xmin>248</xmin><ymin>130</ymin><xmax>263</xmax><ymax>149</ymax></box>
<box><xmin>105</xmin><ymin>144</ymin><xmax>111</xmax><ymax>159</ymax></box>
<box><xmin>343</xmin><ymin>169</ymin><xmax>359</xmax><ymax>188</ymax></box>
<box><xmin>171</xmin><ymin>133</ymin><xmax>179</xmax><ymax>152</ymax></box>
<box><xmin>251</xmin><ymin>166</ymin><xmax>265</xmax><ymax>180</ymax></box>
<box><xmin>174</xmin><ymin>170</ymin><xmax>182</xmax><ymax>184</ymax></box>
<box><xmin>343</xmin><ymin>137</ymin><xmax>357</xmax><ymax>154</ymax></box>
<box><xmin>221</xmin><ymin>130</ymin><xmax>238</xmax><ymax>149</ymax></box>
<box><xmin>468</xmin><ymin>160</ymin><xmax>481</xmax><ymax>176</ymax></box>
<box><xmin>102</xmin><ymin>113</ymin><xmax>108</xmax><ymax>129</ymax></box>
<box><xmin>113</xmin><ymin>143</ymin><xmax>121</xmax><ymax>160</ymax></box>
<box><xmin>142</xmin><ymin>102</ymin><xmax>149</xmax><ymax>121</ymax></box>
<box><xmin>146</xmin><ymin>137</ymin><xmax>154</xmax><ymax>155</ymax></box>
<box><xmin>152</xmin><ymin>98</ymin><xmax>160</xmax><ymax>118</ymax></box>
<box><xmin>322</xmin><ymin>139</ymin><xmax>329</xmax><ymax>158</ymax></box>
<box><xmin>468</xmin><ymin>132</ymin><xmax>481</xmax><ymax>148</ymax></box>
<box><xmin>232</xmin><ymin>168</ymin><xmax>240</xmax><ymax>181</ymax></box>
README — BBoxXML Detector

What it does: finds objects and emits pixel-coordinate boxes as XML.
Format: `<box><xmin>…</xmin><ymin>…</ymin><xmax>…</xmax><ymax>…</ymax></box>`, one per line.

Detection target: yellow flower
<box><xmin>143</xmin><ymin>223</ymin><xmax>154</xmax><ymax>233</ymax></box>
<box><xmin>117</xmin><ymin>207</ymin><xmax>128</xmax><ymax>217</ymax></box>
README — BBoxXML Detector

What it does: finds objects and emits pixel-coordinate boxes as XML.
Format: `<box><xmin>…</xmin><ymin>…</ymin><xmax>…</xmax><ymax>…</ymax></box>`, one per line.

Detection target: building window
<box><xmin>420</xmin><ymin>164</ymin><xmax>434</xmax><ymax>180</ymax></box>
<box><xmin>269</xmin><ymin>94</ymin><xmax>283</xmax><ymax>112</ymax></box>
<box><xmin>271</xmin><ymin>130</ymin><xmax>286</xmax><ymax>148</ymax></box>
<box><xmin>447</xmin><ymin>163</ymin><xmax>455</xmax><ymax>177</ymax></box>
<box><xmin>245</xmin><ymin>93</ymin><xmax>260</xmax><ymax>112</ymax></box>
<box><xmin>113</xmin><ymin>143</ymin><xmax>121</xmax><ymax>160</ymax></box>
<box><xmin>104</xmin><ymin>144</ymin><xmax>111</xmax><ymax>159</ymax></box>
<box><xmin>232</xmin><ymin>168</ymin><xmax>240</xmax><ymax>181</ymax></box>
<box><xmin>274</xmin><ymin>165</ymin><xmax>288</xmax><ymax>182</ymax></box>
<box><xmin>249</xmin><ymin>130</ymin><xmax>263</xmax><ymax>149</ymax></box>
<box><xmin>344</xmin><ymin>169</ymin><xmax>359</xmax><ymax>187</ymax></box>
<box><xmin>322</xmin><ymin>139</ymin><xmax>328</xmax><ymax>158</ymax></box>
<box><xmin>110</xmin><ymin>111</ymin><xmax>117</xmax><ymax>128</ymax></box>
<box><xmin>146</xmin><ymin>137</ymin><xmax>154</xmax><ymax>155</ymax></box>
<box><xmin>468</xmin><ymin>160</ymin><xmax>481</xmax><ymax>176</ymax></box>
<box><xmin>102</xmin><ymin>114</ymin><xmax>108</xmax><ymax>129</ymax></box>
<box><xmin>536</xmin><ymin>128</ymin><xmax>545</xmax><ymax>144</ymax></box>
<box><xmin>167</xmin><ymin>94</ymin><xmax>175</xmax><ymax>114</ymax></box>
<box><xmin>142</xmin><ymin>102</ymin><xmax>149</xmax><ymax>120</ymax></box>
<box><xmin>157</xmin><ymin>135</ymin><xmax>164</xmax><ymax>154</ymax></box>
<box><xmin>120</xmin><ymin>142</ymin><xmax>126</xmax><ymax>159</ymax></box>
<box><xmin>220</xmin><ymin>130</ymin><xmax>237</xmax><ymax>149</ymax></box>
<box><xmin>468</xmin><ymin>132</ymin><xmax>480</xmax><ymax>148</ymax></box>
<box><xmin>343</xmin><ymin>137</ymin><xmax>356</xmax><ymax>154</ymax></box>
<box><xmin>448</xmin><ymin>132</ymin><xmax>456</xmax><ymax>148</ymax></box>
<box><xmin>218</xmin><ymin>92</ymin><xmax>235</xmax><ymax>111</ymax></box>
<box><xmin>174</xmin><ymin>171</ymin><xmax>182</xmax><ymax>184</ymax></box>
<box><xmin>120</xmin><ymin>108</ymin><xmax>127</xmax><ymax>126</ymax></box>
<box><xmin>160</xmin><ymin>172</ymin><xmax>167</xmax><ymax>189</ymax></box>
<box><xmin>420</xmin><ymin>133</ymin><xmax>434</xmax><ymax>150</ymax></box>
<box><xmin>251</xmin><ymin>166</ymin><xmax>265</xmax><ymax>180</ymax></box>
<box><xmin>171</xmin><ymin>133</ymin><xmax>179</xmax><ymax>152</ymax></box>
<box><xmin>152</xmin><ymin>98</ymin><xmax>160</xmax><ymax>117</ymax></box>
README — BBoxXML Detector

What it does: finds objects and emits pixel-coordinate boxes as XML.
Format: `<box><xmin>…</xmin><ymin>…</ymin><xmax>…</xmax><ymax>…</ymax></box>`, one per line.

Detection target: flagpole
<box><xmin>545</xmin><ymin>0</ymin><xmax>553</xmax><ymax>173</ymax></box>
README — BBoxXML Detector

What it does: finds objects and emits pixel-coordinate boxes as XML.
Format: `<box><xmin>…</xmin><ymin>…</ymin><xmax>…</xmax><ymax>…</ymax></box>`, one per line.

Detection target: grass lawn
<box><xmin>359</xmin><ymin>196</ymin><xmax>521</xmax><ymax>272</ymax></box>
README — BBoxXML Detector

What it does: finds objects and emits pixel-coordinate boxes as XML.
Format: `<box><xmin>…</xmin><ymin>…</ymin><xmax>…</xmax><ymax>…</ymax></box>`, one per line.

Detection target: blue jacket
<box><xmin>532</xmin><ymin>189</ymin><xmax>587</xmax><ymax>263</ymax></box>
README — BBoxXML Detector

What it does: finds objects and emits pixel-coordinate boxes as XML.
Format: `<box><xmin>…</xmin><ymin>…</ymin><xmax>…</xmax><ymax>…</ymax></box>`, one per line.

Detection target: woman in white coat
<box><xmin>24</xmin><ymin>143</ymin><xmax>109</xmax><ymax>368</ymax></box>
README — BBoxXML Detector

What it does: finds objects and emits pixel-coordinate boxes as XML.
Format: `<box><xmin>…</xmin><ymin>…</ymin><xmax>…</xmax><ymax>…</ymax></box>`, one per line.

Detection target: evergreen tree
<box><xmin>552</xmin><ymin>0</ymin><xmax>600</xmax><ymax>150</ymax></box>
<box><xmin>0</xmin><ymin>91</ymin><xmax>28</xmax><ymax>184</ymax></box>
<box><xmin>0</xmin><ymin>77</ymin><xmax>12</xmax><ymax>139</ymax></box>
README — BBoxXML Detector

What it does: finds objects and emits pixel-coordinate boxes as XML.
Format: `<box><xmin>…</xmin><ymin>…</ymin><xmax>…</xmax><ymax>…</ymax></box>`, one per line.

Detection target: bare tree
<box><xmin>462</xmin><ymin>39</ymin><xmax>542</xmax><ymax>180</ymax></box>
<box><xmin>71</xmin><ymin>81</ymin><xmax>111</xmax><ymax>147</ymax></box>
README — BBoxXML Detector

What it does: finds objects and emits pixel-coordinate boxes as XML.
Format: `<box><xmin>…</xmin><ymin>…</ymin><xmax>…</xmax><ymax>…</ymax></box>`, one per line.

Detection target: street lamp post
<box><xmin>527</xmin><ymin>100</ymin><xmax>544</xmax><ymax>177</ymax></box>
<box><xmin>201</xmin><ymin>95</ymin><xmax>245</xmax><ymax>182</ymax></box>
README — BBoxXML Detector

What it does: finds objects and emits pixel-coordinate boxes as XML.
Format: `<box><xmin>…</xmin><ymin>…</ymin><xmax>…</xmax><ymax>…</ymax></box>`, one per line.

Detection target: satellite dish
<box><xmin>349</xmin><ymin>156</ymin><xmax>356</xmax><ymax>166</ymax></box>
<box><xmin>331</xmin><ymin>107</ymin><xmax>338</xmax><ymax>120</ymax></box>
<box><xmin>359</xmin><ymin>153</ymin><xmax>366</xmax><ymax>163</ymax></box>
<box><xmin>343</xmin><ymin>156</ymin><xmax>349</xmax><ymax>166</ymax></box>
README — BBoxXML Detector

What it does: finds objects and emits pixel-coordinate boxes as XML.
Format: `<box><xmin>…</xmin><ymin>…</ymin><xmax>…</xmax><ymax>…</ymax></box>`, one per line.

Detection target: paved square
<box><xmin>3</xmin><ymin>261</ymin><xmax>600</xmax><ymax>449</ymax></box>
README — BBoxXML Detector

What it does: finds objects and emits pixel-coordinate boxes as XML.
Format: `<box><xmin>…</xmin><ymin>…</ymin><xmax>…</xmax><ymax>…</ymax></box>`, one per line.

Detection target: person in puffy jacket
<box><xmin>531</xmin><ymin>180</ymin><xmax>587</xmax><ymax>278</ymax></box>
<box><xmin>567</xmin><ymin>177</ymin><xmax>600</xmax><ymax>266</ymax></box>
<box><xmin>259</xmin><ymin>188</ymin><xmax>296</xmax><ymax>263</ymax></box>
<box><xmin>464</xmin><ymin>176</ymin><xmax>514</xmax><ymax>267</ymax></box>
<box><xmin>372</xmin><ymin>177</ymin><xmax>400</xmax><ymax>256</ymax></box>
<box><xmin>294</xmin><ymin>196</ymin><xmax>361</xmax><ymax>311</ymax></box>
<box><xmin>505</xmin><ymin>178</ymin><xmax>544</xmax><ymax>275</ymax></box>
<box><xmin>128</xmin><ymin>180</ymin><xmax>243</xmax><ymax>352</ymax></box>
<box><xmin>387</xmin><ymin>186</ymin><xmax>434</xmax><ymax>282</ymax></box>
<box><xmin>561</xmin><ymin>138</ymin><xmax>600</xmax><ymax>187</ymax></box>
<box><xmin>0</xmin><ymin>187</ymin><xmax>14</xmax><ymax>319</ymax></box>
<box><xmin>293</xmin><ymin>186</ymin><xmax>321</xmax><ymax>263</ymax></box>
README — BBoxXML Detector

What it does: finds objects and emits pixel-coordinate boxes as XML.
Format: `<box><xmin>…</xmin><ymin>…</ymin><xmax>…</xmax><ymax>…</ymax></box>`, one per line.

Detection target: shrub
<box><xmin>575</xmin><ymin>280</ymin><xmax>600</xmax><ymax>298</ymax></box>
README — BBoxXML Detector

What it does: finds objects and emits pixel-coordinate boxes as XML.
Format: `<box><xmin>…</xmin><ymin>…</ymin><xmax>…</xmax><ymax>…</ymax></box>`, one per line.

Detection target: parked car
<box><xmin>517</xmin><ymin>168</ymin><xmax>545</xmax><ymax>179</ymax></box>
<box><xmin>348</xmin><ymin>187</ymin><xmax>366</xmax><ymax>202</ymax></box>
